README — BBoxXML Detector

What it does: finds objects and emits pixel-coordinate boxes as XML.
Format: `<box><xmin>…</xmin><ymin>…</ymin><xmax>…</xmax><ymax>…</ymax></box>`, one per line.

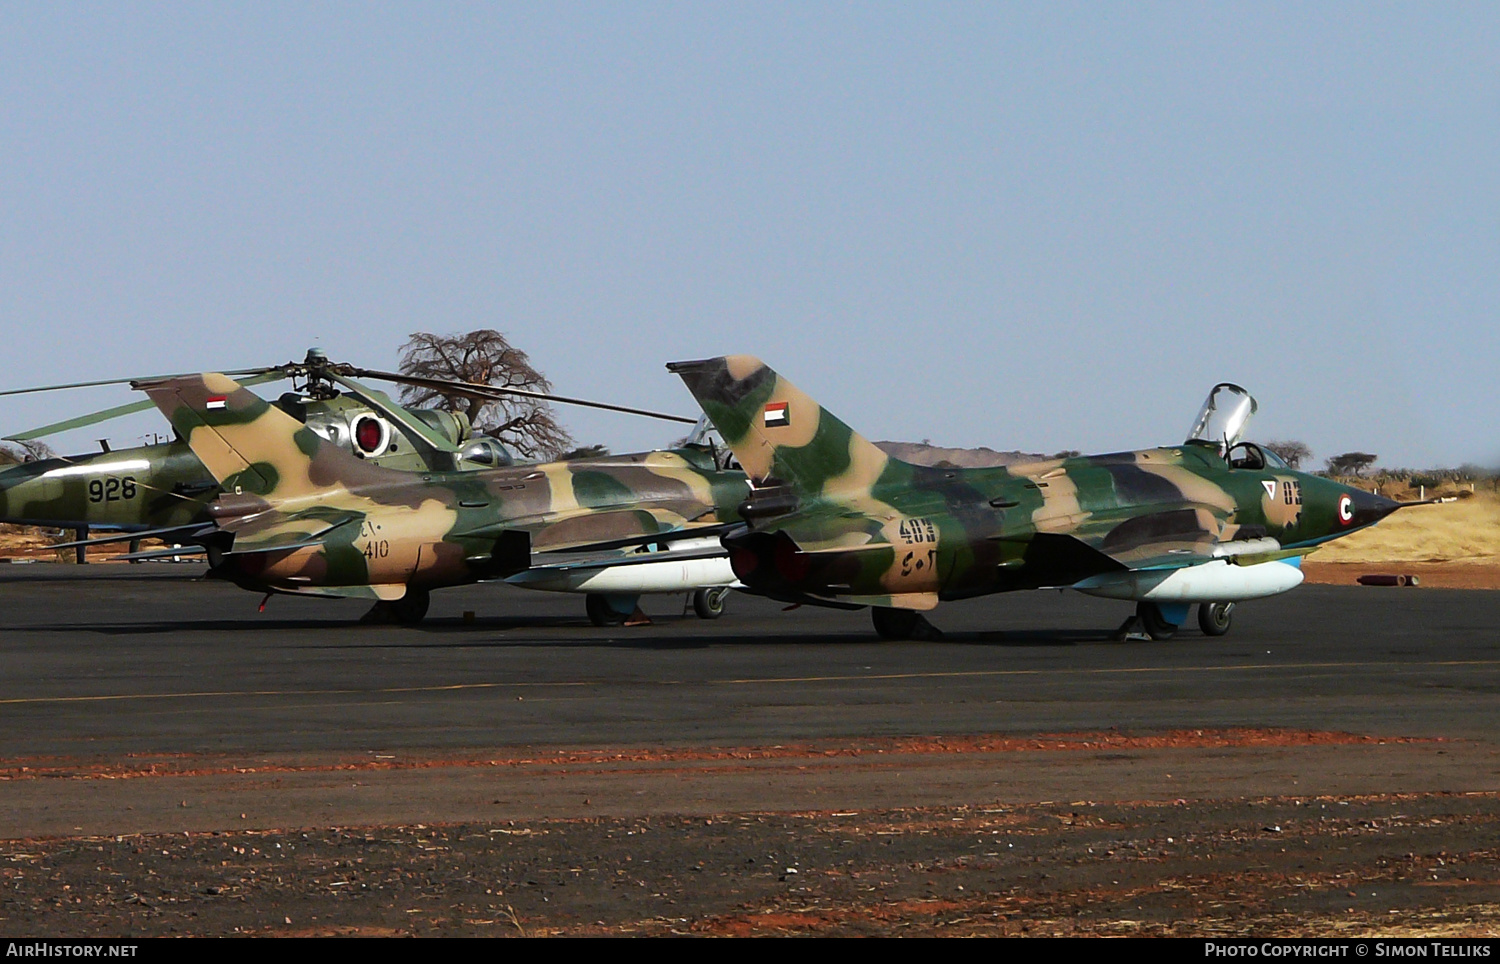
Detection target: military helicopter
<box><xmin>0</xmin><ymin>350</ymin><xmax>516</xmax><ymax>543</ymax></box>
<box><xmin>1</xmin><ymin>350</ymin><xmax>744</xmax><ymax>623</ymax></box>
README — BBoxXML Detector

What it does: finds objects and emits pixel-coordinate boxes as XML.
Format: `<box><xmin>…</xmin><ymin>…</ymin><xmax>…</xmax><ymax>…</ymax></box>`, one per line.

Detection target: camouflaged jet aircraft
<box><xmin>669</xmin><ymin>355</ymin><xmax>1416</xmax><ymax>640</ymax></box>
<box><xmin>83</xmin><ymin>371</ymin><xmax>750</xmax><ymax>624</ymax></box>
<box><xmin>4</xmin><ymin>350</ymin><xmax>742</xmax><ymax>622</ymax></box>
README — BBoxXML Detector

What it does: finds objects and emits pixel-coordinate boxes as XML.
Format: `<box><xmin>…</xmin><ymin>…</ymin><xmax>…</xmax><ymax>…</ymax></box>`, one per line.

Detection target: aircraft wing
<box><xmin>216</xmin><ymin>507</ymin><xmax>361</xmax><ymax>555</ymax></box>
<box><xmin>1059</xmin><ymin>504</ymin><xmax>1229</xmax><ymax>570</ymax></box>
<box><xmin>36</xmin><ymin>512</ymin><xmax>357</xmax><ymax>560</ymax></box>
<box><xmin>456</xmin><ymin>501</ymin><xmax>722</xmax><ymax>554</ymax></box>
<box><xmin>46</xmin><ymin>522</ymin><xmax>215</xmax><ymax>552</ymax></box>
<box><xmin>999</xmin><ymin>503</ymin><xmax>1284</xmax><ymax>589</ymax></box>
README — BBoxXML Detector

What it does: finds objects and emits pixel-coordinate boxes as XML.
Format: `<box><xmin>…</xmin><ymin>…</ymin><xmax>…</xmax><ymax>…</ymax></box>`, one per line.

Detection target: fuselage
<box><xmin>0</xmin><ymin>442</ymin><xmax>215</xmax><ymax>532</ymax></box>
<box><xmin>212</xmin><ymin>447</ymin><xmax>750</xmax><ymax>597</ymax></box>
<box><xmin>0</xmin><ymin>393</ymin><xmax>486</xmax><ymax>535</ymax></box>
<box><xmin>725</xmin><ymin>442</ymin><xmax>1400</xmax><ymax>605</ymax></box>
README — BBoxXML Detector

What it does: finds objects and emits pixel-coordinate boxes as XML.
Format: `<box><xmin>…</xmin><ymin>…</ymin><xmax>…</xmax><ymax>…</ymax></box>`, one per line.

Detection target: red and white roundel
<box><xmin>1338</xmin><ymin>494</ymin><xmax>1354</xmax><ymax>524</ymax></box>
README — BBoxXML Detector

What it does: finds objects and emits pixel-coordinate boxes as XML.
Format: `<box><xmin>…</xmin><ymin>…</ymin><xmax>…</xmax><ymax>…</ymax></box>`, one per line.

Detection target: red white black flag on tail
<box><xmin>763</xmin><ymin>401</ymin><xmax>789</xmax><ymax>428</ymax></box>
<box><xmin>205</xmin><ymin>395</ymin><xmax>228</xmax><ymax>410</ymax></box>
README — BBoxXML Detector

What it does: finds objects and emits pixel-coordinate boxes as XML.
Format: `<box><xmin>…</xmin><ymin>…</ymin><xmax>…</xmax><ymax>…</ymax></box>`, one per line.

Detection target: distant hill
<box><xmin>875</xmin><ymin>441</ymin><xmax>1048</xmax><ymax>469</ymax></box>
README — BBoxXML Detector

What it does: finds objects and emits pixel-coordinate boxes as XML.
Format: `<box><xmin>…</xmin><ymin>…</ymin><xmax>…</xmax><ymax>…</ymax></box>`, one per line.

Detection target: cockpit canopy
<box><xmin>1185</xmin><ymin>383</ymin><xmax>1258</xmax><ymax>454</ymax></box>
<box><xmin>1224</xmin><ymin>441</ymin><xmax>1287</xmax><ymax>471</ymax></box>
<box><xmin>459</xmin><ymin>437</ymin><xmax>515</xmax><ymax>468</ymax></box>
<box><xmin>681</xmin><ymin>413</ymin><xmax>740</xmax><ymax>472</ymax></box>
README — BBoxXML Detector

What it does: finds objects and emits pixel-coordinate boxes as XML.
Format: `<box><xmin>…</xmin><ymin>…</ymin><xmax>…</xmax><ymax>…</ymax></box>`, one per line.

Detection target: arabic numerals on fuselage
<box><xmin>357</xmin><ymin>519</ymin><xmax>390</xmax><ymax>560</ymax></box>
<box><xmin>877</xmin><ymin>513</ymin><xmax>948</xmax><ymax>591</ymax></box>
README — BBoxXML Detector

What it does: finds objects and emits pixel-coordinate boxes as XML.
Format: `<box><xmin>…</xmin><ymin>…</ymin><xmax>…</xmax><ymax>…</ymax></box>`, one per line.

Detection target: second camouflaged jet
<box><xmin>78</xmin><ymin>371</ymin><xmax>751</xmax><ymax>624</ymax></box>
<box><xmin>669</xmin><ymin>355</ymin><xmax>1416</xmax><ymax>640</ymax></box>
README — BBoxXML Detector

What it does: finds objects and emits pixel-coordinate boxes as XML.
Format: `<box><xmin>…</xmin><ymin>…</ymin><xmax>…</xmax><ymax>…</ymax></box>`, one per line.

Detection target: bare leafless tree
<box><xmin>397</xmin><ymin>331</ymin><xmax>573</xmax><ymax>460</ymax></box>
<box><xmin>0</xmin><ymin>440</ymin><xmax>55</xmax><ymax>464</ymax></box>
<box><xmin>1326</xmin><ymin>452</ymin><xmax>1378</xmax><ymax>477</ymax></box>
<box><xmin>1263</xmin><ymin>440</ymin><xmax>1311</xmax><ymax>469</ymax></box>
<box><xmin>558</xmin><ymin>444</ymin><xmax>610</xmax><ymax>460</ymax></box>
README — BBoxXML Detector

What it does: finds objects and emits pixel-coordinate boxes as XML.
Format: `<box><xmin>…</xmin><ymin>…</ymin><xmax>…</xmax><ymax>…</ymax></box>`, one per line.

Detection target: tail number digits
<box><xmin>897</xmin><ymin>517</ymin><xmax>938</xmax><ymax>544</ymax></box>
<box><xmin>896</xmin><ymin>517</ymin><xmax>939</xmax><ymax>577</ymax></box>
<box><xmin>88</xmin><ymin>477</ymin><xmax>138</xmax><ymax>503</ymax></box>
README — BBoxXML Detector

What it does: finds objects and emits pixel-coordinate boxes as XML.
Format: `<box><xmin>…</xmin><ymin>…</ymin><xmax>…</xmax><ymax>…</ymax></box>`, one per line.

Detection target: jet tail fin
<box><xmin>134</xmin><ymin>372</ymin><xmax>392</xmax><ymax>502</ymax></box>
<box><xmin>667</xmin><ymin>355</ymin><xmax>897</xmax><ymax>497</ymax></box>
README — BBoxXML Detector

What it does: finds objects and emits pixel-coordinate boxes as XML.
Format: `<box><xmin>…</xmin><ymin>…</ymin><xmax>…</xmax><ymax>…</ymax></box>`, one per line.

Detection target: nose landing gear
<box><xmin>1197</xmin><ymin>601</ymin><xmax>1235</xmax><ymax>636</ymax></box>
<box><xmin>692</xmin><ymin>587</ymin><xmax>729</xmax><ymax>619</ymax></box>
<box><xmin>1116</xmin><ymin>600</ymin><xmax>1235</xmax><ymax>640</ymax></box>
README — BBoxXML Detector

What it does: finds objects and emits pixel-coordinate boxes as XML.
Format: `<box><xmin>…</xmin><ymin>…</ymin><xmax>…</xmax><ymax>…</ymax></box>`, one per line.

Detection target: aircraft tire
<box><xmin>390</xmin><ymin>588</ymin><xmax>430</xmax><ymax>626</ymax></box>
<box><xmin>586</xmin><ymin>593</ymin><xmax>626</xmax><ymax>627</ymax></box>
<box><xmin>872</xmin><ymin>607</ymin><xmax>920</xmax><ymax>639</ymax></box>
<box><xmin>1136</xmin><ymin>601</ymin><xmax>1178</xmax><ymax>641</ymax></box>
<box><xmin>870</xmin><ymin>606</ymin><xmax>947</xmax><ymax>641</ymax></box>
<box><xmin>692</xmin><ymin>587</ymin><xmax>729</xmax><ymax>620</ymax></box>
<box><xmin>1198</xmin><ymin>602</ymin><xmax>1234</xmax><ymax>637</ymax></box>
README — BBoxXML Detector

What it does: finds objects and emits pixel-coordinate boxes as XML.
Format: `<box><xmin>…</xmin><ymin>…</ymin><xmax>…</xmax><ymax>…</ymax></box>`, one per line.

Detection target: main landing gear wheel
<box><xmin>389</xmin><ymin>588</ymin><xmax>430</xmax><ymax>626</ymax></box>
<box><xmin>692</xmin><ymin>587</ymin><xmax>729</xmax><ymax>620</ymax></box>
<box><xmin>1135</xmin><ymin>601</ymin><xmax>1179</xmax><ymax>641</ymax></box>
<box><xmin>586</xmin><ymin>593</ymin><xmax>627</xmax><ymax>627</ymax></box>
<box><xmin>1198</xmin><ymin>602</ymin><xmax>1235</xmax><ymax>637</ymax></box>
<box><xmin>871</xmin><ymin>606</ymin><xmax>941</xmax><ymax>641</ymax></box>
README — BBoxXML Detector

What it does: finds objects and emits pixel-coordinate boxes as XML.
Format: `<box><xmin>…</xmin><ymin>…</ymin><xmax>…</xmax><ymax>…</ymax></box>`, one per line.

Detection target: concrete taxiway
<box><xmin>4</xmin><ymin>566</ymin><xmax>1499</xmax><ymax>936</ymax></box>
<box><xmin>1</xmin><ymin>565</ymin><xmax>1496</xmax><ymax>839</ymax></box>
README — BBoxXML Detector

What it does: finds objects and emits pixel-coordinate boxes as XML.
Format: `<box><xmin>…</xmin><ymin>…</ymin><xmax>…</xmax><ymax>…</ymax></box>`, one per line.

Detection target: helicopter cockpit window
<box><xmin>1185</xmin><ymin>383</ymin><xmax>1258</xmax><ymax>454</ymax></box>
<box><xmin>1226</xmin><ymin>442</ymin><xmax>1267</xmax><ymax>471</ymax></box>
<box><xmin>459</xmin><ymin>438</ymin><xmax>514</xmax><ymax>468</ymax></box>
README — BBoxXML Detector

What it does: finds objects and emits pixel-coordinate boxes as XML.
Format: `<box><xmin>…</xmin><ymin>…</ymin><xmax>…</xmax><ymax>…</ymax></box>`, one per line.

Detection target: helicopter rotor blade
<box><xmin>348</xmin><ymin>368</ymin><xmax>699</xmax><ymax>425</ymax></box>
<box><xmin>3</xmin><ymin>371</ymin><xmax>290</xmax><ymax>441</ymax></box>
<box><xmin>0</xmin><ymin>367</ymin><xmax>284</xmax><ymax>399</ymax></box>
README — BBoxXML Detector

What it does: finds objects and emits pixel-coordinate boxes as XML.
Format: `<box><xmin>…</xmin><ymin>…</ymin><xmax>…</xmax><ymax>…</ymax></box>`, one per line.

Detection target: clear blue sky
<box><xmin>2</xmin><ymin>3</ymin><xmax>1495</xmax><ymax>468</ymax></box>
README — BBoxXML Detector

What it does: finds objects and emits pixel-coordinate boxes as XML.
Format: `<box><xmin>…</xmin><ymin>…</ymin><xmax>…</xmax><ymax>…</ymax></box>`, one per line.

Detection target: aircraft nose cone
<box><xmin>1340</xmin><ymin>487</ymin><xmax>1402</xmax><ymax>529</ymax></box>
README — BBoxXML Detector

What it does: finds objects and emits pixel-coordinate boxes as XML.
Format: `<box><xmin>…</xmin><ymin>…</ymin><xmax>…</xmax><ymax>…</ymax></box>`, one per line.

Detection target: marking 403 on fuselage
<box><xmin>669</xmin><ymin>356</ymin><xmax>1415</xmax><ymax>640</ymax></box>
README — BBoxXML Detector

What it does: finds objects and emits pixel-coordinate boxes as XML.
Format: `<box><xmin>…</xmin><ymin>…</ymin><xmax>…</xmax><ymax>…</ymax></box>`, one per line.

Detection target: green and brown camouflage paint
<box><xmin>0</xmin><ymin>392</ymin><xmax>483</xmax><ymax>537</ymax></box>
<box><xmin>669</xmin><ymin>355</ymin><xmax>1402</xmax><ymax>613</ymax></box>
<box><xmin>134</xmin><ymin>373</ymin><xmax>747</xmax><ymax>601</ymax></box>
